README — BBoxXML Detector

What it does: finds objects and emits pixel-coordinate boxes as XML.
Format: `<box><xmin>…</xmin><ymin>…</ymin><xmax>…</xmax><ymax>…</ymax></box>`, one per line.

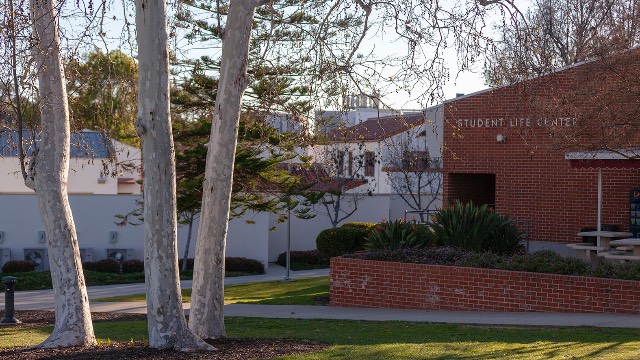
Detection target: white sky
<box><xmin>58</xmin><ymin>0</ymin><xmax>531</xmax><ymax>111</ymax></box>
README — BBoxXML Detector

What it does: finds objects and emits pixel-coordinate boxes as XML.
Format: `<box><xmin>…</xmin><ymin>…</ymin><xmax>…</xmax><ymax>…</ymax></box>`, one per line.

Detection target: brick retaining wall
<box><xmin>330</xmin><ymin>257</ymin><xmax>640</xmax><ymax>313</ymax></box>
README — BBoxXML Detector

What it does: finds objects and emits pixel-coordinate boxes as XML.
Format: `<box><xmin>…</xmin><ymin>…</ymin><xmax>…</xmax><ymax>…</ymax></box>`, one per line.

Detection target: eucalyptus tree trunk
<box><xmin>189</xmin><ymin>0</ymin><xmax>267</xmax><ymax>339</ymax></box>
<box><xmin>135</xmin><ymin>0</ymin><xmax>213</xmax><ymax>351</ymax></box>
<box><xmin>29</xmin><ymin>0</ymin><xmax>95</xmax><ymax>348</ymax></box>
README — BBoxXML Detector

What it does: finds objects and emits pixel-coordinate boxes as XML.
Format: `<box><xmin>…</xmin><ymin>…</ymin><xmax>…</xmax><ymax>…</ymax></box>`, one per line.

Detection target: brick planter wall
<box><xmin>330</xmin><ymin>257</ymin><xmax>640</xmax><ymax>313</ymax></box>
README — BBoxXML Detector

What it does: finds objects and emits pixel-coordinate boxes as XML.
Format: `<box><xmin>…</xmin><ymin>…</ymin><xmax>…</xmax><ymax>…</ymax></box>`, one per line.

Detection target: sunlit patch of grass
<box><xmin>0</xmin><ymin>326</ymin><xmax>52</xmax><ymax>348</ymax></box>
<box><xmin>4</xmin><ymin>317</ymin><xmax>640</xmax><ymax>359</ymax></box>
<box><xmin>94</xmin><ymin>276</ymin><xmax>330</xmax><ymax>305</ymax></box>
<box><xmin>283</xmin><ymin>342</ymin><xmax>640</xmax><ymax>360</ymax></box>
<box><xmin>224</xmin><ymin>277</ymin><xmax>329</xmax><ymax>305</ymax></box>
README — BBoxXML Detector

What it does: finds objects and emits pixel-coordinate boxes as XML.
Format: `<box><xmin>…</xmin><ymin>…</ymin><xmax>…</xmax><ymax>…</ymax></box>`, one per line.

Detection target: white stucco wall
<box><xmin>0</xmin><ymin>194</ymin><xmax>270</xmax><ymax>268</ymax></box>
<box><xmin>267</xmin><ymin>194</ymin><xmax>391</xmax><ymax>261</ymax></box>
<box><xmin>0</xmin><ymin>139</ymin><xmax>141</xmax><ymax>195</ymax></box>
<box><xmin>0</xmin><ymin>192</ymin><xmax>442</xmax><ymax>268</ymax></box>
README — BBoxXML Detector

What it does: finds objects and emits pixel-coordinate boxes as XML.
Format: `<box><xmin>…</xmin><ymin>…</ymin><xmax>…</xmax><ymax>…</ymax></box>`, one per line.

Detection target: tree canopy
<box><xmin>66</xmin><ymin>50</ymin><xmax>139</xmax><ymax>146</ymax></box>
<box><xmin>484</xmin><ymin>0</ymin><xmax>640</xmax><ymax>86</ymax></box>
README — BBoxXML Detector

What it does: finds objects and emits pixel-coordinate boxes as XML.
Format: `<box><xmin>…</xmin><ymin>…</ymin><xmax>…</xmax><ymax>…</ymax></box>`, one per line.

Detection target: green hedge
<box><xmin>83</xmin><ymin>259</ymin><xmax>120</xmax><ymax>273</ymax></box>
<box><xmin>180</xmin><ymin>257</ymin><xmax>265</xmax><ymax>274</ymax></box>
<box><xmin>123</xmin><ymin>259</ymin><xmax>144</xmax><ymax>273</ymax></box>
<box><xmin>316</xmin><ymin>227</ymin><xmax>369</xmax><ymax>258</ymax></box>
<box><xmin>1</xmin><ymin>260</ymin><xmax>35</xmax><ymax>273</ymax></box>
<box><xmin>346</xmin><ymin>248</ymin><xmax>640</xmax><ymax>281</ymax></box>
<box><xmin>225</xmin><ymin>257</ymin><xmax>265</xmax><ymax>274</ymax></box>
<box><xmin>341</xmin><ymin>222</ymin><xmax>378</xmax><ymax>231</ymax></box>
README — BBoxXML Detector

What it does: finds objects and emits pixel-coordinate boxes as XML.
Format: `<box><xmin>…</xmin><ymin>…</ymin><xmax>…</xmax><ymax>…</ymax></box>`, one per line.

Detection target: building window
<box><xmin>401</xmin><ymin>151</ymin><xmax>430</xmax><ymax>170</ymax></box>
<box><xmin>348</xmin><ymin>151</ymin><xmax>353</xmax><ymax>177</ymax></box>
<box><xmin>337</xmin><ymin>151</ymin><xmax>345</xmax><ymax>176</ymax></box>
<box><xmin>365</xmin><ymin>151</ymin><xmax>375</xmax><ymax>177</ymax></box>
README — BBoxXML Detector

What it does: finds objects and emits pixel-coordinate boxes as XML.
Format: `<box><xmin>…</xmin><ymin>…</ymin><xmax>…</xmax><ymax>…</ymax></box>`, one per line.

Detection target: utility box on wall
<box><xmin>80</xmin><ymin>248</ymin><xmax>94</xmax><ymax>263</ymax></box>
<box><xmin>106</xmin><ymin>248</ymin><xmax>134</xmax><ymax>262</ymax></box>
<box><xmin>24</xmin><ymin>248</ymin><xmax>49</xmax><ymax>271</ymax></box>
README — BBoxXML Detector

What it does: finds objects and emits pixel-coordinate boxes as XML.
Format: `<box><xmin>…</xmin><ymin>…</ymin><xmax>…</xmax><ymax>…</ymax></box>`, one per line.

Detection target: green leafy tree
<box><xmin>66</xmin><ymin>50</ymin><xmax>139</xmax><ymax>146</ymax></box>
<box><xmin>172</xmin><ymin>69</ymin><xmax>319</xmax><ymax>268</ymax></box>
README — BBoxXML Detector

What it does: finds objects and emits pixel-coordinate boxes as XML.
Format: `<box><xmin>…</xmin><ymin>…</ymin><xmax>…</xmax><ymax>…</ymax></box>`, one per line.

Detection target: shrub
<box><xmin>430</xmin><ymin>201</ymin><xmax>523</xmax><ymax>255</ymax></box>
<box><xmin>316</xmin><ymin>227</ymin><xmax>369</xmax><ymax>258</ymax></box>
<box><xmin>346</xmin><ymin>248</ymin><xmax>622</xmax><ymax>279</ymax></box>
<box><xmin>181</xmin><ymin>258</ymin><xmax>195</xmax><ymax>271</ymax></box>
<box><xmin>180</xmin><ymin>257</ymin><xmax>265</xmax><ymax>274</ymax></box>
<box><xmin>349</xmin><ymin>247</ymin><xmax>468</xmax><ymax>265</ymax></box>
<box><xmin>91</xmin><ymin>259</ymin><xmax>121</xmax><ymax>273</ymax></box>
<box><xmin>364</xmin><ymin>220</ymin><xmax>434</xmax><ymax>251</ymax></box>
<box><xmin>341</xmin><ymin>222</ymin><xmax>378</xmax><ymax>231</ymax></box>
<box><xmin>276</xmin><ymin>250</ymin><xmax>327</xmax><ymax>267</ymax></box>
<box><xmin>82</xmin><ymin>261</ymin><xmax>96</xmax><ymax>272</ymax></box>
<box><xmin>225</xmin><ymin>257</ymin><xmax>265</xmax><ymax>274</ymax></box>
<box><xmin>123</xmin><ymin>259</ymin><xmax>144</xmax><ymax>273</ymax></box>
<box><xmin>2</xmin><ymin>260</ymin><xmax>35</xmax><ymax>273</ymax></box>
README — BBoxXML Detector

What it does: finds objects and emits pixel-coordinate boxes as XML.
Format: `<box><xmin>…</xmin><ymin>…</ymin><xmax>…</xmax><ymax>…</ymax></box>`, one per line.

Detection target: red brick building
<box><xmin>442</xmin><ymin>50</ymin><xmax>640</xmax><ymax>243</ymax></box>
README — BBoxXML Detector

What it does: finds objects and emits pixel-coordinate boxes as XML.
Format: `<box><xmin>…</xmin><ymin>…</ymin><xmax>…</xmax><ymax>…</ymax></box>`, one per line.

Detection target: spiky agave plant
<box><xmin>364</xmin><ymin>219</ymin><xmax>433</xmax><ymax>251</ymax></box>
<box><xmin>430</xmin><ymin>201</ymin><xmax>522</xmax><ymax>255</ymax></box>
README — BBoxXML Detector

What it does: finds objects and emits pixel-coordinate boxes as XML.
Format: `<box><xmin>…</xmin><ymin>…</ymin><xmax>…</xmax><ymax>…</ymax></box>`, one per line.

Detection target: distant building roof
<box><xmin>0</xmin><ymin>130</ymin><xmax>115</xmax><ymax>158</ymax></box>
<box><xmin>285</xmin><ymin>163</ymin><xmax>368</xmax><ymax>192</ymax></box>
<box><xmin>326</xmin><ymin>114</ymin><xmax>423</xmax><ymax>142</ymax></box>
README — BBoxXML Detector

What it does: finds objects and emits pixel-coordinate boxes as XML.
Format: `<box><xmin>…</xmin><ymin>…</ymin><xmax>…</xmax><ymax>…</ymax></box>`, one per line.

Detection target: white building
<box><xmin>0</xmin><ymin>130</ymin><xmax>142</xmax><ymax>195</ymax></box>
<box><xmin>315</xmin><ymin>93</ymin><xmax>406</xmax><ymax>133</ymax></box>
<box><xmin>0</xmin><ymin>105</ymin><xmax>445</xmax><ymax>270</ymax></box>
<box><xmin>311</xmin><ymin>105</ymin><xmax>443</xmax><ymax>201</ymax></box>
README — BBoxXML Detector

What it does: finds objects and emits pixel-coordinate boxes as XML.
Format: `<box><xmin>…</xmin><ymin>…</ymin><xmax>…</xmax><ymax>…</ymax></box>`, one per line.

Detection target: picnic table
<box><xmin>575</xmin><ymin>230</ymin><xmax>633</xmax><ymax>249</ymax></box>
<box><xmin>604</xmin><ymin>238</ymin><xmax>640</xmax><ymax>261</ymax></box>
<box><xmin>568</xmin><ymin>231</ymin><xmax>633</xmax><ymax>262</ymax></box>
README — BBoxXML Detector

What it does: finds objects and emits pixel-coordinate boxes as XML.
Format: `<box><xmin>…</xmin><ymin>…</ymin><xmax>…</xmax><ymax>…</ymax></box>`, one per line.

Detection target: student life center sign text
<box><xmin>455</xmin><ymin>118</ymin><xmax>577</xmax><ymax>128</ymax></box>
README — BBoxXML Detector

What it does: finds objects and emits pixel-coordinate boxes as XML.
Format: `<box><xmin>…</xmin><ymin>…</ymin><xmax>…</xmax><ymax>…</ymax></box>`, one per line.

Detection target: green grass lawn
<box><xmin>0</xmin><ymin>270</ymin><xmax>261</xmax><ymax>292</ymax></box>
<box><xmin>2</xmin><ymin>318</ymin><xmax>640</xmax><ymax>359</ymax></box>
<box><xmin>94</xmin><ymin>276</ymin><xmax>330</xmax><ymax>305</ymax></box>
<box><xmin>0</xmin><ymin>271</ymin><xmax>149</xmax><ymax>291</ymax></box>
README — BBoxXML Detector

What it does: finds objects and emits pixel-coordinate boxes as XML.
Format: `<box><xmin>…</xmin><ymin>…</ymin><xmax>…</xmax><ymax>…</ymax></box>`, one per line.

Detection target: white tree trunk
<box><xmin>29</xmin><ymin>0</ymin><xmax>96</xmax><ymax>348</ymax></box>
<box><xmin>135</xmin><ymin>0</ymin><xmax>213</xmax><ymax>351</ymax></box>
<box><xmin>189</xmin><ymin>0</ymin><xmax>263</xmax><ymax>339</ymax></box>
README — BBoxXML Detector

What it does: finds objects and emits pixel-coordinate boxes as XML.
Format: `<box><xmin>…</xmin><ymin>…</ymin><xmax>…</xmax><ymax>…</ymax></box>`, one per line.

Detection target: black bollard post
<box><xmin>1</xmin><ymin>276</ymin><xmax>20</xmax><ymax>324</ymax></box>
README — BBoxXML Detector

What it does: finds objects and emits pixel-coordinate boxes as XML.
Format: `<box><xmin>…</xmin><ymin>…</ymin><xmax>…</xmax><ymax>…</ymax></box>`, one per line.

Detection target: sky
<box><xmin>58</xmin><ymin>0</ymin><xmax>529</xmax><ymax>111</ymax></box>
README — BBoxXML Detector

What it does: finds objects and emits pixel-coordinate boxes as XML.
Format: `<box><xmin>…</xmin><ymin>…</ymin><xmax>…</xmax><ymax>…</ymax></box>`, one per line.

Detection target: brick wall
<box><xmin>331</xmin><ymin>257</ymin><xmax>640</xmax><ymax>313</ymax></box>
<box><xmin>443</xmin><ymin>52</ymin><xmax>640</xmax><ymax>243</ymax></box>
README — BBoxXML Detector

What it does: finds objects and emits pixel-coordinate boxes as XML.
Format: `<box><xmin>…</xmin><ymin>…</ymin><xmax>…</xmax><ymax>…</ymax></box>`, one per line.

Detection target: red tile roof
<box><xmin>284</xmin><ymin>163</ymin><xmax>368</xmax><ymax>192</ymax></box>
<box><xmin>326</xmin><ymin>113</ymin><xmax>424</xmax><ymax>142</ymax></box>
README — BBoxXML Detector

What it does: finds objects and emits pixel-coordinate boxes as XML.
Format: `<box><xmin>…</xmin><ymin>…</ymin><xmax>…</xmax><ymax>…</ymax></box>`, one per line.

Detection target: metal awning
<box><xmin>565</xmin><ymin>150</ymin><xmax>640</xmax><ymax>235</ymax></box>
<box><xmin>566</xmin><ymin>150</ymin><xmax>640</xmax><ymax>169</ymax></box>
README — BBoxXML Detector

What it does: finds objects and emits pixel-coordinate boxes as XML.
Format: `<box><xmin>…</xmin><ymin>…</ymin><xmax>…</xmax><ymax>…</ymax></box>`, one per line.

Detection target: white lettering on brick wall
<box><xmin>455</xmin><ymin>118</ymin><xmax>577</xmax><ymax>128</ymax></box>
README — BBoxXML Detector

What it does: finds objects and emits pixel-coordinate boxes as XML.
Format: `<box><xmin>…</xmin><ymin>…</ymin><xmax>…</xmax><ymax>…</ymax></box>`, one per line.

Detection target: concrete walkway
<box><xmin>84</xmin><ymin>302</ymin><xmax>640</xmax><ymax>329</ymax></box>
<box><xmin>6</xmin><ymin>264</ymin><xmax>640</xmax><ymax>329</ymax></box>
<box><xmin>3</xmin><ymin>264</ymin><xmax>329</xmax><ymax>310</ymax></box>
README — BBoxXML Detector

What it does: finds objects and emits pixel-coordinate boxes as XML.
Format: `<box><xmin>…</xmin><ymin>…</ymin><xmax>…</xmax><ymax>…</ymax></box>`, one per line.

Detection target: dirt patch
<box><xmin>1</xmin><ymin>310</ymin><xmax>147</xmax><ymax>328</ymax></box>
<box><xmin>0</xmin><ymin>311</ymin><xmax>327</xmax><ymax>359</ymax></box>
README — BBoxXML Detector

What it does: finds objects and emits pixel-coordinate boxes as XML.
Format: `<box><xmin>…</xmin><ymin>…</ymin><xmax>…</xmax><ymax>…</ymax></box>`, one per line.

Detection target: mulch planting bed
<box><xmin>0</xmin><ymin>310</ymin><xmax>327</xmax><ymax>359</ymax></box>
